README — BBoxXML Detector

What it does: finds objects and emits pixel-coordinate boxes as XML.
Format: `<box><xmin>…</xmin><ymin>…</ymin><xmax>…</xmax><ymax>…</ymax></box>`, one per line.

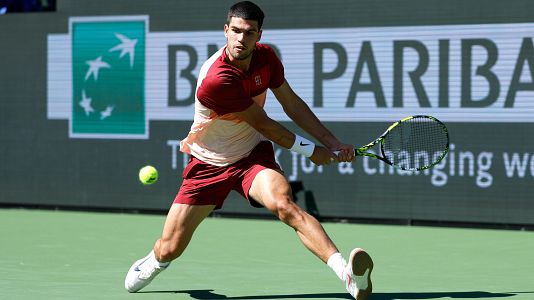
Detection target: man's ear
<box><xmin>257</xmin><ymin>29</ymin><xmax>262</xmax><ymax>42</ymax></box>
<box><xmin>224</xmin><ymin>24</ymin><xmax>229</xmax><ymax>38</ymax></box>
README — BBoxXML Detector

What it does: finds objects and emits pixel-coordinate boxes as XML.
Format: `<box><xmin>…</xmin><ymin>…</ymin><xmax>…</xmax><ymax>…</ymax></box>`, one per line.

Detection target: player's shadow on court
<box><xmin>140</xmin><ymin>290</ymin><xmax>351</xmax><ymax>299</ymax></box>
<box><xmin>141</xmin><ymin>289</ymin><xmax>522</xmax><ymax>299</ymax></box>
<box><xmin>370</xmin><ymin>291</ymin><xmax>520</xmax><ymax>299</ymax></box>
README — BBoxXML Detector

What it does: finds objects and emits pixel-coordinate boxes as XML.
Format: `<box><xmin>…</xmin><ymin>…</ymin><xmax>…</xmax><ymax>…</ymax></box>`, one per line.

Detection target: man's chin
<box><xmin>231</xmin><ymin>51</ymin><xmax>252</xmax><ymax>61</ymax></box>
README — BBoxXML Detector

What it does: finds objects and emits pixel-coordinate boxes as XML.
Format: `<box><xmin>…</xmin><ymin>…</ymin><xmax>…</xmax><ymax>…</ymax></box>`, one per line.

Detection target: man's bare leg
<box><xmin>154</xmin><ymin>203</ymin><xmax>215</xmax><ymax>262</ymax></box>
<box><xmin>125</xmin><ymin>203</ymin><xmax>215</xmax><ymax>292</ymax></box>
<box><xmin>248</xmin><ymin>168</ymin><xmax>373</xmax><ymax>300</ymax></box>
<box><xmin>248</xmin><ymin>169</ymin><xmax>338</xmax><ymax>262</ymax></box>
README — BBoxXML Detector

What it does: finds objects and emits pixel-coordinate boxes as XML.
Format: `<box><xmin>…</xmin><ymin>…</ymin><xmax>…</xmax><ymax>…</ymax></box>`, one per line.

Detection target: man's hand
<box><xmin>310</xmin><ymin>142</ymin><xmax>356</xmax><ymax>165</ymax></box>
<box><xmin>332</xmin><ymin>143</ymin><xmax>355</xmax><ymax>162</ymax></box>
<box><xmin>309</xmin><ymin>146</ymin><xmax>338</xmax><ymax>165</ymax></box>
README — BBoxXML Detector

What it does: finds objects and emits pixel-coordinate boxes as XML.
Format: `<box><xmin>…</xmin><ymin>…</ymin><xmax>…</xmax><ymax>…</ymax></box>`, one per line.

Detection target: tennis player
<box><xmin>125</xmin><ymin>1</ymin><xmax>373</xmax><ymax>299</ymax></box>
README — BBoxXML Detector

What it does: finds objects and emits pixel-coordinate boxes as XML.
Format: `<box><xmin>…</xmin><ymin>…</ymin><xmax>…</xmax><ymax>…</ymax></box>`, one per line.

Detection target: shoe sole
<box><xmin>349</xmin><ymin>248</ymin><xmax>374</xmax><ymax>300</ymax></box>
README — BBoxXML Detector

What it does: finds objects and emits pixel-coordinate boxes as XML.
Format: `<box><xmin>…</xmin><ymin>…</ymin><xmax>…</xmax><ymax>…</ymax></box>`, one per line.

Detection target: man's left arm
<box><xmin>271</xmin><ymin>81</ymin><xmax>354</xmax><ymax>162</ymax></box>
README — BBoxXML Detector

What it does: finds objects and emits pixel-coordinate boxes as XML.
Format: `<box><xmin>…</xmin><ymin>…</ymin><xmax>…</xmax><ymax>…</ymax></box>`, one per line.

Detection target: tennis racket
<box><xmin>338</xmin><ymin>115</ymin><xmax>449</xmax><ymax>171</ymax></box>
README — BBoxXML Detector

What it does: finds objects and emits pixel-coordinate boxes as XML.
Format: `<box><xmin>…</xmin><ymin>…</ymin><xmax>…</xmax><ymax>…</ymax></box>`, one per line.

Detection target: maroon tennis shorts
<box><xmin>173</xmin><ymin>141</ymin><xmax>282</xmax><ymax>209</ymax></box>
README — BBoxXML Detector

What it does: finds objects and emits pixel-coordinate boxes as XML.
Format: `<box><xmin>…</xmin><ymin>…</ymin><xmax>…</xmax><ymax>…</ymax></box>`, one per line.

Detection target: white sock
<box><xmin>148</xmin><ymin>250</ymin><xmax>170</xmax><ymax>268</ymax></box>
<box><xmin>327</xmin><ymin>252</ymin><xmax>347</xmax><ymax>281</ymax></box>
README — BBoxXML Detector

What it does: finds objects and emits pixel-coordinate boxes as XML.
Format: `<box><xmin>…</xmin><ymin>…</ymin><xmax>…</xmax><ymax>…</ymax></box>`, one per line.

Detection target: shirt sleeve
<box><xmin>196</xmin><ymin>69</ymin><xmax>254</xmax><ymax>115</ymax></box>
<box><xmin>268</xmin><ymin>47</ymin><xmax>285</xmax><ymax>89</ymax></box>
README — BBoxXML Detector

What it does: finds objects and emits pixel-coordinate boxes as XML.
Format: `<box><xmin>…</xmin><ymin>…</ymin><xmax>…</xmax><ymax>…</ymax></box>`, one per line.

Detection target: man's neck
<box><xmin>225</xmin><ymin>48</ymin><xmax>252</xmax><ymax>72</ymax></box>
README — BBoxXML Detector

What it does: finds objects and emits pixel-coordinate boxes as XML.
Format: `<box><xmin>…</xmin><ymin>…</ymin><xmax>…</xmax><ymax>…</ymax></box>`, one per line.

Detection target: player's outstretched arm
<box><xmin>271</xmin><ymin>81</ymin><xmax>354</xmax><ymax>162</ymax></box>
<box><xmin>232</xmin><ymin>102</ymin><xmax>336</xmax><ymax>165</ymax></box>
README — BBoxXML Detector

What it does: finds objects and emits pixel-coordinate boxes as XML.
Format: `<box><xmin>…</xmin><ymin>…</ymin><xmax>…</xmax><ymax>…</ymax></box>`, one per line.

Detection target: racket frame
<box><xmin>355</xmin><ymin>115</ymin><xmax>449</xmax><ymax>171</ymax></box>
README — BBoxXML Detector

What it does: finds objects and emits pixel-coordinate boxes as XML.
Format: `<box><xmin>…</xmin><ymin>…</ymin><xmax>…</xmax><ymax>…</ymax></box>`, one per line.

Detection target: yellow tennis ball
<box><xmin>139</xmin><ymin>165</ymin><xmax>158</xmax><ymax>185</ymax></box>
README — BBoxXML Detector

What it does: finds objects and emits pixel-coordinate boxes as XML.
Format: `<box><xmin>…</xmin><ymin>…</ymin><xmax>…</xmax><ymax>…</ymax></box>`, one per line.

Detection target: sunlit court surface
<box><xmin>1</xmin><ymin>208</ymin><xmax>533</xmax><ymax>300</ymax></box>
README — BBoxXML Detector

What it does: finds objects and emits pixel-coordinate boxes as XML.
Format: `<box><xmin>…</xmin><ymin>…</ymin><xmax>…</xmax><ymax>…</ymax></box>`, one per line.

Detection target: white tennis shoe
<box><xmin>124</xmin><ymin>251</ymin><xmax>168</xmax><ymax>293</ymax></box>
<box><xmin>344</xmin><ymin>248</ymin><xmax>373</xmax><ymax>300</ymax></box>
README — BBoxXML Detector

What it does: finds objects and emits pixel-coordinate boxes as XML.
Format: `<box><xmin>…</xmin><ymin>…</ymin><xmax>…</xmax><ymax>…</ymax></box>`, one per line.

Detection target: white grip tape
<box><xmin>290</xmin><ymin>135</ymin><xmax>315</xmax><ymax>157</ymax></box>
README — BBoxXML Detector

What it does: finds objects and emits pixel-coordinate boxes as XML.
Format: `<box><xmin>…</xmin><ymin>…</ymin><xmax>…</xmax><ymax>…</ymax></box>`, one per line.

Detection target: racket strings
<box><xmin>383</xmin><ymin>116</ymin><xmax>449</xmax><ymax>170</ymax></box>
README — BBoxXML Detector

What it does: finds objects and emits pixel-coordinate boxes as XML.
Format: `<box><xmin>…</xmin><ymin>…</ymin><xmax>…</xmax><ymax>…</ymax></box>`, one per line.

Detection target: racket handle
<box><xmin>333</xmin><ymin>149</ymin><xmax>356</xmax><ymax>156</ymax></box>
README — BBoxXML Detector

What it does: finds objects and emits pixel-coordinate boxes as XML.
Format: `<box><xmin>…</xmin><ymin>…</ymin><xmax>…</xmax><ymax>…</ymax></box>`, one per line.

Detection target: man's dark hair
<box><xmin>227</xmin><ymin>1</ymin><xmax>265</xmax><ymax>29</ymax></box>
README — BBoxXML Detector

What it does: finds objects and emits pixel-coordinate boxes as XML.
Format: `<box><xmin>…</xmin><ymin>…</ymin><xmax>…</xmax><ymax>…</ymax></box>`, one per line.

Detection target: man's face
<box><xmin>224</xmin><ymin>17</ymin><xmax>262</xmax><ymax>61</ymax></box>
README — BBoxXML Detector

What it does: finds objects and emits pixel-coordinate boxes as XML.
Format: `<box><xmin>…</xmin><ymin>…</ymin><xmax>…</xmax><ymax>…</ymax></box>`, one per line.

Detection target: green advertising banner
<box><xmin>71</xmin><ymin>18</ymin><xmax>146</xmax><ymax>138</ymax></box>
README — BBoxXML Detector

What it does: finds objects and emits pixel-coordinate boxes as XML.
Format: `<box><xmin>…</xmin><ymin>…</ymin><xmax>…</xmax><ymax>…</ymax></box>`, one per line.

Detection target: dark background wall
<box><xmin>1</xmin><ymin>0</ymin><xmax>534</xmax><ymax>227</ymax></box>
